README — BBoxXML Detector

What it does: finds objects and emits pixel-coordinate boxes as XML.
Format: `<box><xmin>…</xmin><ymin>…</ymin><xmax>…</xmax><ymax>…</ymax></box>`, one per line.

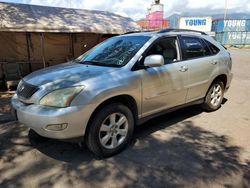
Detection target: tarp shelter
<box><xmin>0</xmin><ymin>2</ymin><xmax>141</xmax><ymax>87</ymax></box>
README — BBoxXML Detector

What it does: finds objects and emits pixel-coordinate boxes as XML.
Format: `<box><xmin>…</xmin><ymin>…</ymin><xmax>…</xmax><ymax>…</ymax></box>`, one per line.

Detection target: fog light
<box><xmin>45</xmin><ymin>123</ymin><xmax>68</xmax><ymax>131</ymax></box>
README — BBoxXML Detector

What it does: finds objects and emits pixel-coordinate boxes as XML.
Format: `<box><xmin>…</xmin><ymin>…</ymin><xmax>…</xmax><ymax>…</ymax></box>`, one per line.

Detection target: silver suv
<box><xmin>12</xmin><ymin>29</ymin><xmax>233</xmax><ymax>157</ymax></box>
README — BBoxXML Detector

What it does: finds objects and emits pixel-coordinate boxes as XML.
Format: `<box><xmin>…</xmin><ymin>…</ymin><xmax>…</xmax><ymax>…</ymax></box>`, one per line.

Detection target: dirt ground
<box><xmin>0</xmin><ymin>49</ymin><xmax>250</xmax><ymax>188</ymax></box>
<box><xmin>0</xmin><ymin>91</ymin><xmax>15</xmax><ymax>123</ymax></box>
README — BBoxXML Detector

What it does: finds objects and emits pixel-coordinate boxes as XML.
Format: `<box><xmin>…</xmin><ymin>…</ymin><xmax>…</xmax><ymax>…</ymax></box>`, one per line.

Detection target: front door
<box><xmin>139</xmin><ymin>37</ymin><xmax>189</xmax><ymax>117</ymax></box>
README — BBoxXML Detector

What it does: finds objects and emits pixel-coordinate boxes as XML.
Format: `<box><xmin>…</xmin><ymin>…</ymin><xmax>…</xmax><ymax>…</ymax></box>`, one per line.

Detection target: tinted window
<box><xmin>204</xmin><ymin>40</ymin><xmax>220</xmax><ymax>55</ymax></box>
<box><xmin>78</xmin><ymin>36</ymin><xmax>150</xmax><ymax>67</ymax></box>
<box><xmin>181</xmin><ymin>36</ymin><xmax>205</xmax><ymax>59</ymax></box>
<box><xmin>200</xmin><ymin>39</ymin><xmax>212</xmax><ymax>56</ymax></box>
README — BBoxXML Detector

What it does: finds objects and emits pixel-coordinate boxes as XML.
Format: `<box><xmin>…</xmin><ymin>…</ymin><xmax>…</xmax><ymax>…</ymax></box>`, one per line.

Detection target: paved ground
<box><xmin>0</xmin><ymin>49</ymin><xmax>250</xmax><ymax>188</ymax></box>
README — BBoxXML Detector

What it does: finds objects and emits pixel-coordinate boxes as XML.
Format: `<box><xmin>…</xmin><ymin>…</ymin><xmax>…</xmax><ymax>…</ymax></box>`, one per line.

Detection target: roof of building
<box><xmin>0</xmin><ymin>2</ymin><xmax>141</xmax><ymax>34</ymax></box>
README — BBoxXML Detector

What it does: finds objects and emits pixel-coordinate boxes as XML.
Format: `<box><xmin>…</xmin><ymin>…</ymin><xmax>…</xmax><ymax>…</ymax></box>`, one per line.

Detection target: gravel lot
<box><xmin>0</xmin><ymin>49</ymin><xmax>250</xmax><ymax>188</ymax></box>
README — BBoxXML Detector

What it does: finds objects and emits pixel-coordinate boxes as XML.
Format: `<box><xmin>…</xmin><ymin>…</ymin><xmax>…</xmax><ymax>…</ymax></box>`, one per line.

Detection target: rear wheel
<box><xmin>85</xmin><ymin>103</ymin><xmax>134</xmax><ymax>157</ymax></box>
<box><xmin>202</xmin><ymin>81</ymin><xmax>225</xmax><ymax>111</ymax></box>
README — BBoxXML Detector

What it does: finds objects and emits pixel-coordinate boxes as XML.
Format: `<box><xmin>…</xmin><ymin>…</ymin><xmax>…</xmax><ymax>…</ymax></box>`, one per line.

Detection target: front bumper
<box><xmin>11</xmin><ymin>95</ymin><xmax>95</xmax><ymax>139</ymax></box>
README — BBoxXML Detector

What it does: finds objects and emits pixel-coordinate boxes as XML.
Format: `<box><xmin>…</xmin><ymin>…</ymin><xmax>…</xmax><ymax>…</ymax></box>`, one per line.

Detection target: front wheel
<box><xmin>202</xmin><ymin>81</ymin><xmax>225</xmax><ymax>111</ymax></box>
<box><xmin>85</xmin><ymin>103</ymin><xmax>134</xmax><ymax>157</ymax></box>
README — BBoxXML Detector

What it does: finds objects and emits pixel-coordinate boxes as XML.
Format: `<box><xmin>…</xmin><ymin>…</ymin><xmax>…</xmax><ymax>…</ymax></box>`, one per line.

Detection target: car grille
<box><xmin>17</xmin><ymin>80</ymin><xmax>39</xmax><ymax>99</ymax></box>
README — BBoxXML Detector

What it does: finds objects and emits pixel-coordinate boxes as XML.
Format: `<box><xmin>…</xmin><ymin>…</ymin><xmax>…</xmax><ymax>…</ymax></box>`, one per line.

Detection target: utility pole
<box><xmin>224</xmin><ymin>0</ymin><xmax>228</xmax><ymax>20</ymax></box>
<box><xmin>69</xmin><ymin>0</ymin><xmax>72</xmax><ymax>8</ymax></box>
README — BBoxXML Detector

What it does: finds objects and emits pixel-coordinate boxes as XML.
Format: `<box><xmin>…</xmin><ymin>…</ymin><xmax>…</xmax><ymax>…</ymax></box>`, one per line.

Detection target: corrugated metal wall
<box><xmin>213</xmin><ymin>19</ymin><xmax>250</xmax><ymax>45</ymax></box>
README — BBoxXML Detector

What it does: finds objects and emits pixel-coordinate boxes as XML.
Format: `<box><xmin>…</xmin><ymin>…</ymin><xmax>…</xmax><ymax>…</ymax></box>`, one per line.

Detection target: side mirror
<box><xmin>144</xmin><ymin>55</ymin><xmax>164</xmax><ymax>68</ymax></box>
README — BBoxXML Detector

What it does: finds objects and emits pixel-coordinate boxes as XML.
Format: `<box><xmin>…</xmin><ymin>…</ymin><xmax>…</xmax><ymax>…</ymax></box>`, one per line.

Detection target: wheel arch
<box><xmin>85</xmin><ymin>94</ymin><xmax>138</xmax><ymax>136</ymax></box>
<box><xmin>212</xmin><ymin>74</ymin><xmax>227</xmax><ymax>89</ymax></box>
<box><xmin>202</xmin><ymin>74</ymin><xmax>227</xmax><ymax>111</ymax></box>
<box><xmin>203</xmin><ymin>74</ymin><xmax>228</xmax><ymax>102</ymax></box>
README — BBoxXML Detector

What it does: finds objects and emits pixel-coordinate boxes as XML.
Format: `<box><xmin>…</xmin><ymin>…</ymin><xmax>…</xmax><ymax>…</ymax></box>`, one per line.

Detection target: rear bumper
<box><xmin>226</xmin><ymin>72</ymin><xmax>233</xmax><ymax>92</ymax></box>
<box><xmin>11</xmin><ymin>95</ymin><xmax>95</xmax><ymax>139</ymax></box>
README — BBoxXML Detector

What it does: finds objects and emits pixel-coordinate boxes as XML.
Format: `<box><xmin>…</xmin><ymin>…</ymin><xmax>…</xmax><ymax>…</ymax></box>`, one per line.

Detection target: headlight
<box><xmin>39</xmin><ymin>86</ymin><xmax>84</xmax><ymax>108</ymax></box>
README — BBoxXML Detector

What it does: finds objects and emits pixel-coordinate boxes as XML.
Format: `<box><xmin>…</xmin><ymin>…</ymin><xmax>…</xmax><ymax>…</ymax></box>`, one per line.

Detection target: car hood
<box><xmin>24</xmin><ymin>62</ymin><xmax>118</xmax><ymax>88</ymax></box>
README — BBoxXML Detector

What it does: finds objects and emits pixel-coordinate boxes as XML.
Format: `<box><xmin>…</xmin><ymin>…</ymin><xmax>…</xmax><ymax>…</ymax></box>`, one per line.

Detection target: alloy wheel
<box><xmin>210</xmin><ymin>84</ymin><xmax>223</xmax><ymax>107</ymax></box>
<box><xmin>99</xmin><ymin>113</ymin><xmax>128</xmax><ymax>149</ymax></box>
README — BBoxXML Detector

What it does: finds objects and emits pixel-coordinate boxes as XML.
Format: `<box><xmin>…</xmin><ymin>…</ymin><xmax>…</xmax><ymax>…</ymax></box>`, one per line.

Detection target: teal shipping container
<box><xmin>215</xmin><ymin>31</ymin><xmax>250</xmax><ymax>45</ymax></box>
<box><xmin>213</xmin><ymin>19</ymin><xmax>250</xmax><ymax>32</ymax></box>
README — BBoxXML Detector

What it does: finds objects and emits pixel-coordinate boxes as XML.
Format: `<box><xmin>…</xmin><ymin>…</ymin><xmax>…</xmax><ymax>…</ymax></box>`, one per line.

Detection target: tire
<box><xmin>202</xmin><ymin>80</ymin><xmax>225</xmax><ymax>112</ymax></box>
<box><xmin>85</xmin><ymin>103</ymin><xmax>134</xmax><ymax>158</ymax></box>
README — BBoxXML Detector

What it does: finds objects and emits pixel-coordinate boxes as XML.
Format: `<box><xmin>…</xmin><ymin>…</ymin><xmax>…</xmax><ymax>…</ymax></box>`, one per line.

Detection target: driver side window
<box><xmin>146</xmin><ymin>37</ymin><xmax>179</xmax><ymax>64</ymax></box>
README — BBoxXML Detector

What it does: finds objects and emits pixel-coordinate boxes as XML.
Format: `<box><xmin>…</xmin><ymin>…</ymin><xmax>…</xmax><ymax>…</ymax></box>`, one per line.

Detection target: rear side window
<box><xmin>200</xmin><ymin>39</ymin><xmax>212</xmax><ymax>56</ymax></box>
<box><xmin>203</xmin><ymin>40</ymin><xmax>220</xmax><ymax>55</ymax></box>
<box><xmin>181</xmin><ymin>36</ymin><xmax>206</xmax><ymax>60</ymax></box>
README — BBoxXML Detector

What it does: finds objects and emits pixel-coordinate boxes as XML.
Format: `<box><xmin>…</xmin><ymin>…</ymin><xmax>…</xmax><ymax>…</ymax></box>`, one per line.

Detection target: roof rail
<box><xmin>158</xmin><ymin>28</ymin><xmax>207</xmax><ymax>35</ymax></box>
<box><xmin>124</xmin><ymin>30</ymin><xmax>152</xmax><ymax>34</ymax></box>
<box><xmin>124</xmin><ymin>31</ymin><xmax>142</xmax><ymax>34</ymax></box>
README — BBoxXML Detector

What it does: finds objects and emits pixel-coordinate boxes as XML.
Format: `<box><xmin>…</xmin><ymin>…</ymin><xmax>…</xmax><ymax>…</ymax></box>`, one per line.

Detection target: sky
<box><xmin>1</xmin><ymin>0</ymin><xmax>250</xmax><ymax>20</ymax></box>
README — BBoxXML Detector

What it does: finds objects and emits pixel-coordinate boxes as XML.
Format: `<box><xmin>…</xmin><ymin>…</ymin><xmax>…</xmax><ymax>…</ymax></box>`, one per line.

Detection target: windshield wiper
<box><xmin>80</xmin><ymin>60</ymin><xmax>120</xmax><ymax>68</ymax></box>
<box><xmin>81</xmin><ymin>60</ymin><xmax>107</xmax><ymax>67</ymax></box>
<box><xmin>81</xmin><ymin>60</ymin><xmax>101</xmax><ymax>65</ymax></box>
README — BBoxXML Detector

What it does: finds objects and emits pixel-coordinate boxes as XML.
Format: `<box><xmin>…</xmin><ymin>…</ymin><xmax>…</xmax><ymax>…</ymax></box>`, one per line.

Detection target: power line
<box><xmin>224</xmin><ymin>0</ymin><xmax>228</xmax><ymax>20</ymax></box>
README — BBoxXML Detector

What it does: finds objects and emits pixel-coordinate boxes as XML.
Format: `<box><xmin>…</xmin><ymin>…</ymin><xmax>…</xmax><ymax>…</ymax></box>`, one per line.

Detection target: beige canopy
<box><xmin>0</xmin><ymin>2</ymin><xmax>142</xmax><ymax>85</ymax></box>
<box><xmin>0</xmin><ymin>2</ymin><xmax>141</xmax><ymax>34</ymax></box>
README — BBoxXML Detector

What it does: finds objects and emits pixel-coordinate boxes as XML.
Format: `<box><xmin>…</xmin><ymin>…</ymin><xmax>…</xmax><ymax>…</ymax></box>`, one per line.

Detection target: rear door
<box><xmin>178</xmin><ymin>35</ymin><xmax>220</xmax><ymax>102</ymax></box>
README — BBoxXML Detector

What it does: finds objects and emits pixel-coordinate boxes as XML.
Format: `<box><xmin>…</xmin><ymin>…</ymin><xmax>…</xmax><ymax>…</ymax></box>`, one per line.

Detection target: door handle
<box><xmin>179</xmin><ymin>66</ymin><xmax>188</xmax><ymax>72</ymax></box>
<box><xmin>211</xmin><ymin>60</ymin><xmax>218</xmax><ymax>65</ymax></box>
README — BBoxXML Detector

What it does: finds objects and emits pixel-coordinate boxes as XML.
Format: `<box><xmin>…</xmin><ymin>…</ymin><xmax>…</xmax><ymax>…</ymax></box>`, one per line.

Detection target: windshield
<box><xmin>77</xmin><ymin>36</ymin><xmax>150</xmax><ymax>67</ymax></box>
